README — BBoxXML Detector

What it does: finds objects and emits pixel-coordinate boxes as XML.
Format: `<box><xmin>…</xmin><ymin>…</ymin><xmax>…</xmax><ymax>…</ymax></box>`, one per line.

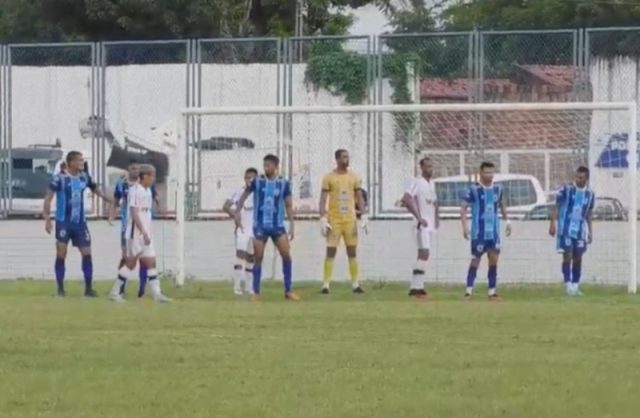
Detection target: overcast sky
<box><xmin>349</xmin><ymin>1</ymin><xmax>456</xmax><ymax>35</ymax></box>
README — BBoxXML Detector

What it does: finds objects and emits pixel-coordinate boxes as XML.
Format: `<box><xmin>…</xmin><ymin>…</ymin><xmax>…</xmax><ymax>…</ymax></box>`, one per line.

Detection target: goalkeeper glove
<box><xmin>360</xmin><ymin>214</ymin><xmax>369</xmax><ymax>235</ymax></box>
<box><xmin>320</xmin><ymin>216</ymin><xmax>331</xmax><ymax>237</ymax></box>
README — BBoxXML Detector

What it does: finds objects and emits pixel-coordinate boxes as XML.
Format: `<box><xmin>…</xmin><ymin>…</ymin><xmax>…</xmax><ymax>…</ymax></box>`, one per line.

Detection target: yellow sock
<box><xmin>348</xmin><ymin>258</ymin><xmax>359</xmax><ymax>285</ymax></box>
<box><xmin>323</xmin><ymin>258</ymin><xmax>335</xmax><ymax>287</ymax></box>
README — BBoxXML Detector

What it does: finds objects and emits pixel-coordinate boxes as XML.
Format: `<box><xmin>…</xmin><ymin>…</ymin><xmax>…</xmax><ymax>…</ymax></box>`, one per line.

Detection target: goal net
<box><xmin>171</xmin><ymin>102</ymin><xmax>638</xmax><ymax>293</ymax></box>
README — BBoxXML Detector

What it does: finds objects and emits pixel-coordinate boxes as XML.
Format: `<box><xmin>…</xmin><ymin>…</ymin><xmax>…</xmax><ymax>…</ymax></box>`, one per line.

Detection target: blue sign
<box><xmin>595</xmin><ymin>133</ymin><xmax>640</xmax><ymax>169</ymax></box>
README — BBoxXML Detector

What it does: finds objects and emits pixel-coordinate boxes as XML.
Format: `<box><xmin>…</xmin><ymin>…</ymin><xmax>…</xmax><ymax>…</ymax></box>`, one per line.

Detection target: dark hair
<box><xmin>245</xmin><ymin>167</ymin><xmax>258</xmax><ymax>175</ymax></box>
<box><xmin>334</xmin><ymin>149</ymin><xmax>348</xmax><ymax>159</ymax></box>
<box><xmin>66</xmin><ymin>151</ymin><xmax>82</xmax><ymax>164</ymax></box>
<box><xmin>129</xmin><ymin>159</ymin><xmax>139</xmax><ymax>166</ymax></box>
<box><xmin>419</xmin><ymin>157</ymin><xmax>431</xmax><ymax>167</ymax></box>
<box><xmin>577</xmin><ymin>166</ymin><xmax>590</xmax><ymax>178</ymax></box>
<box><xmin>480</xmin><ymin>161</ymin><xmax>495</xmax><ymax>171</ymax></box>
<box><xmin>263</xmin><ymin>154</ymin><xmax>279</xmax><ymax>166</ymax></box>
<box><xmin>138</xmin><ymin>164</ymin><xmax>156</xmax><ymax>180</ymax></box>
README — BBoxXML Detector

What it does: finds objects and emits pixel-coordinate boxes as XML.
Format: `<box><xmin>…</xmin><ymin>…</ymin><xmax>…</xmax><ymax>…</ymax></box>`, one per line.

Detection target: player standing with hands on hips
<box><xmin>43</xmin><ymin>151</ymin><xmax>114</xmax><ymax>297</ymax></box>
<box><xmin>548</xmin><ymin>166</ymin><xmax>594</xmax><ymax>296</ymax></box>
<box><xmin>234</xmin><ymin>154</ymin><xmax>300</xmax><ymax>301</ymax></box>
<box><xmin>460</xmin><ymin>162</ymin><xmax>511</xmax><ymax>300</ymax></box>
<box><xmin>402</xmin><ymin>157</ymin><xmax>438</xmax><ymax>299</ymax></box>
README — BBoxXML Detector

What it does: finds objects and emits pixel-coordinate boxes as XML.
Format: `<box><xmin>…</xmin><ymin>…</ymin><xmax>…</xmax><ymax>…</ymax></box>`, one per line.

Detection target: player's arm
<box><xmin>319</xmin><ymin>175</ymin><xmax>330</xmax><ymax>235</ymax></box>
<box><xmin>284</xmin><ymin>180</ymin><xmax>295</xmax><ymax>240</ymax></box>
<box><xmin>234</xmin><ymin>186</ymin><xmax>253</xmax><ymax>230</ymax></box>
<box><xmin>43</xmin><ymin>175</ymin><xmax>59</xmax><ymax>234</ymax></box>
<box><xmin>222</xmin><ymin>198</ymin><xmax>236</xmax><ymax>219</ymax></box>
<box><xmin>87</xmin><ymin>175</ymin><xmax>114</xmax><ymax>205</ymax></box>
<box><xmin>460</xmin><ymin>187</ymin><xmax>472</xmax><ymax>239</ymax></box>
<box><xmin>109</xmin><ymin>184</ymin><xmax>122</xmax><ymax>225</ymax></box>
<box><xmin>435</xmin><ymin>200</ymin><xmax>440</xmax><ymax>229</ymax></box>
<box><xmin>151</xmin><ymin>185</ymin><xmax>163</xmax><ymax>215</ymax></box>
<box><xmin>500</xmin><ymin>197</ymin><xmax>511</xmax><ymax>236</ymax></box>
<box><xmin>549</xmin><ymin>186</ymin><xmax>565</xmax><ymax>237</ymax></box>
<box><xmin>355</xmin><ymin>178</ymin><xmax>368</xmax><ymax>232</ymax></box>
<box><xmin>586</xmin><ymin>193</ymin><xmax>595</xmax><ymax>243</ymax></box>
<box><xmin>402</xmin><ymin>179</ymin><xmax>427</xmax><ymax>228</ymax></box>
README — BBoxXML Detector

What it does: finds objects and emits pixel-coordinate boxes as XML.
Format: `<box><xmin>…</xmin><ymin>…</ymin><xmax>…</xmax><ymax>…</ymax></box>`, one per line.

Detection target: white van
<box><xmin>433</xmin><ymin>174</ymin><xmax>547</xmax><ymax>219</ymax></box>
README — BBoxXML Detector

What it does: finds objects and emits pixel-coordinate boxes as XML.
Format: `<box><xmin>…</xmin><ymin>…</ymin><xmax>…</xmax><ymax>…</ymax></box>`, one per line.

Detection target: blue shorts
<box><xmin>557</xmin><ymin>236</ymin><xmax>588</xmax><ymax>256</ymax></box>
<box><xmin>471</xmin><ymin>238</ymin><xmax>500</xmax><ymax>258</ymax></box>
<box><xmin>253</xmin><ymin>226</ymin><xmax>287</xmax><ymax>242</ymax></box>
<box><xmin>56</xmin><ymin>222</ymin><xmax>92</xmax><ymax>248</ymax></box>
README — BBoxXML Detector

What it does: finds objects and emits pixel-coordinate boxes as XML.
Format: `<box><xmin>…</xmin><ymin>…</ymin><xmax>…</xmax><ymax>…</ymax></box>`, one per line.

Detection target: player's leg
<box><xmin>273</xmin><ymin>233</ymin><xmax>299</xmax><ymax>300</ymax></box>
<box><xmin>321</xmin><ymin>221</ymin><xmax>340</xmax><ymax>293</ymax></box>
<box><xmin>141</xmin><ymin>255</ymin><xmax>171</xmax><ymax>303</ymax></box>
<box><xmin>54</xmin><ymin>241</ymin><xmax>69</xmax><ymax>296</ymax></box>
<box><xmin>110</xmin><ymin>254</ymin><xmax>138</xmax><ymax>302</ymax></box>
<box><xmin>410</xmin><ymin>228</ymin><xmax>431</xmax><ymax>298</ymax></box>
<box><xmin>138</xmin><ymin>260</ymin><xmax>148</xmax><ymax>298</ymax></box>
<box><xmin>233</xmin><ymin>232</ymin><xmax>250</xmax><ymax>295</ymax></box>
<box><xmin>570</xmin><ymin>241</ymin><xmax>586</xmax><ymax>296</ymax></box>
<box><xmin>74</xmin><ymin>224</ymin><xmax>97</xmax><ymax>297</ymax></box>
<box><xmin>464</xmin><ymin>239</ymin><xmax>483</xmax><ymax>298</ymax></box>
<box><xmin>118</xmin><ymin>234</ymin><xmax>128</xmax><ymax>295</ymax></box>
<box><xmin>487</xmin><ymin>249</ymin><xmax>500</xmax><ymax>300</ymax></box>
<box><xmin>345</xmin><ymin>221</ymin><xmax>363</xmax><ymax>293</ymax></box>
<box><xmin>244</xmin><ymin>239</ymin><xmax>255</xmax><ymax>294</ymax></box>
<box><xmin>562</xmin><ymin>251</ymin><xmax>573</xmax><ymax>295</ymax></box>
<box><xmin>251</xmin><ymin>237</ymin><xmax>267</xmax><ymax>297</ymax></box>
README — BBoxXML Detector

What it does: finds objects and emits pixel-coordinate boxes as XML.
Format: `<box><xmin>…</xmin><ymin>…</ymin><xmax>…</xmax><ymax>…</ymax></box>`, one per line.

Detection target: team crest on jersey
<box><xmin>59</xmin><ymin>229</ymin><xmax>67</xmax><ymax>238</ymax></box>
<box><xmin>565</xmin><ymin>238</ymin><xmax>572</xmax><ymax>246</ymax></box>
<box><xmin>476</xmin><ymin>244</ymin><xmax>484</xmax><ymax>253</ymax></box>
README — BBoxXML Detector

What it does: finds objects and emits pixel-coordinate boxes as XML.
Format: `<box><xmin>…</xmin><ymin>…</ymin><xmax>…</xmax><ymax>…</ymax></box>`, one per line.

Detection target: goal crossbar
<box><xmin>174</xmin><ymin>101</ymin><xmax>638</xmax><ymax>294</ymax></box>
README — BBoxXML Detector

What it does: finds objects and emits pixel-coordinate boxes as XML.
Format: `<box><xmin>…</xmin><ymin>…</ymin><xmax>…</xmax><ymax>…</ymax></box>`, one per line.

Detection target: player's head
<box><xmin>263</xmin><ymin>154</ymin><xmax>279</xmax><ymax>177</ymax></box>
<box><xmin>138</xmin><ymin>164</ymin><xmax>156</xmax><ymax>187</ymax></box>
<box><xmin>128</xmin><ymin>159</ymin><xmax>140</xmax><ymax>181</ymax></box>
<box><xmin>59</xmin><ymin>161</ymin><xmax>67</xmax><ymax>174</ymax></box>
<box><xmin>244</xmin><ymin>167</ymin><xmax>258</xmax><ymax>186</ymax></box>
<box><xmin>479</xmin><ymin>161</ymin><xmax>495</xmax><ymax>184</ymax></box>
<box><xmin>335</xmin><ymin>149</ymin><xmax>349</xmax><ymax>169</ymax></box>
<box><xmin>575</xmin><ymin>166</ymin><xmax>590</xmax><ymax>187</ymax></box>
<box><xmin>419</xmin><ymin>157</ymin><xmax>433</xmax><ymax>178</ymax></box>
<box><xmin>65</xmin><ymin>151</ymin><xmax>84</xmax><ymax>173</ymax></box>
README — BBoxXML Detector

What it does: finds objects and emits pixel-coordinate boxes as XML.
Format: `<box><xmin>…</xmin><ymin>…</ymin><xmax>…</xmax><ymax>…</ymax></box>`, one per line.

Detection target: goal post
<box><xmin>174</xmin><ymin>101</ymin><xmax>638</xmax><ymax>293</ymax></box>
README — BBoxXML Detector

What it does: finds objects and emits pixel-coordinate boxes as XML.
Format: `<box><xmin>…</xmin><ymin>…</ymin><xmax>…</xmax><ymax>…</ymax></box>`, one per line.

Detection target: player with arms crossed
<box><xmin>548</xmin><ymin>166</ymin><xmax>595</xmax><ymax>296</ymax></box>
<box><xmin>109</xmin><ymin>160</ymin><xmax>161</xmax><ymax>298</ymax></box>
<box><xmin>402</xmin><ymin>157</ymin><xmax>438</xmax><ymax>299</ymax></box>
<box><xmin>235</xmin><ymin>155</ymin><xmax>299</xmax><ymax>301</ymax></box>
<box><xmin>460</xmin><ymin>162</ymin><xmax>512</xmax><ymax>300</ymax></box>
<box><xmin>319</xmin><ymin>149</ymin><xmax>368</xmax><ymax>294</ymax></box>
<box><xmin>223</xmin><ymin>167</ymin><xmax>258</xmax><ymax>295</ymax></box>
<box><xmin>109</xmin><ymin>165</ymin><xmax>171</xmax><ymax>303</ymax></box>
<box><xmin>43</xmin><ymin>151</ymin><xmax>113</xmax><ymax>297</ymax></box>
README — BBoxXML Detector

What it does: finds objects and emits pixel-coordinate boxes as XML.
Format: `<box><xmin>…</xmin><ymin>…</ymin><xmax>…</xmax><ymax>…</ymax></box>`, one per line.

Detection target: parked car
<box><xmin>523</xmin><ymin>197</ymin><xmax>628</xmax><ymax>221</ymax></box>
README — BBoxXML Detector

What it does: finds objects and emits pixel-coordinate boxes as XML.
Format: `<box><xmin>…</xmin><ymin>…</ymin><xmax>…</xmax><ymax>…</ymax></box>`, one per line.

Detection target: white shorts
<box><xmin>415</xmin><ymin>227</ymin><xmax>434</xmax><ymax>250</ymax></box>
<box><xmin>126</xmin><ymin>237</ymin><xmax>156</xmax><ymax>259</ymax></box>
<box><xmin>235</xmin><ymin>231</ymin><xmax>254</xmax><ymax>255</ymax></box>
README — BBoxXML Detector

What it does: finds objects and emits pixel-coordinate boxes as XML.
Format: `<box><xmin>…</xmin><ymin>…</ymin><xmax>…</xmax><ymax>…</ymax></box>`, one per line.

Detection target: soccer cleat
<box><xmin>233</xmin><ymin>288</ymin><xmax>244</xmax><ymax>296</ymax></box>
<box><xmin>352</xmin><ymin>286</ymin><xmax>365</xmax><ymax>294</ymax></box>
<box><xmin>56</xmin><ymin>288</ymin><xmax>66</xmax><ymax>297</ymax></box>
<box><xmin>154</xmin><ymin>294</ymin><xmax>172</xmax><ymax>303</ymax></box>
<box><xmin>285</xmin><ymin>292</ymin><xmax>301</xmax><ymax>301</ymax></box>
<box><xmin>408</xmin><ymin>289</ymin><xmax>418</xmax><ymax>297</ymax></box>
<box><xmin>320</xmin><ymin>287</ymin><xmax>330</xmax><ymax>295</ymax></box>
<box><xmin>488</xmin><ymin>294</ymin><xmax>502</xmax><ymax>302</ymax></box>
<box><xmin>463</xmin><ymin>293</ymin><xmax>472</xmax><ymax>300</ymax></box>
<box><xmin>84</xmin><ymin>288</ymin><xmax>99</xmax><ymax>298</ymax></box>
<box><xmin>109</xmin><ymin>293</ymin><xmax>126</xmax><ymax>303</ymax></box>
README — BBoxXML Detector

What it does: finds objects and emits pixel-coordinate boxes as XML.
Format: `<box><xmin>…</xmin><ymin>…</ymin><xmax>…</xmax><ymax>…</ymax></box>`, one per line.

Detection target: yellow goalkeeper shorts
<box><xmin>327</xmin><ymin>220</ymin><xmax>358</xmax><ymax>248</ymax></box>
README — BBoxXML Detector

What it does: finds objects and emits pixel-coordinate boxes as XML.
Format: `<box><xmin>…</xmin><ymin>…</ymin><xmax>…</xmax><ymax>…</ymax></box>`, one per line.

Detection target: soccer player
<box><xmin>402</xmin><ymin>157</ymin><xmax>438</xmax><ymax>299</ymax></box>
<box><xmin>43</xmin><ymin>151</ymin><xmax>114</xmax><ymax>297</ymax></box>
<box><xmin>109</xmin><ymin>160</ymin><xmax>160</xmax><ymax>298</ymax></box>
<box><xmin>319</xmin><ymin>149</ymin><xmax>368</xmax><ymax>294</ymax></box>
<box><xmin>548</xmin><ymin>166</ymin><xmax>595</xmax><ymax>296</ymax></box>
<box><xmin>223</xmin><ymin>167</ymin><xmax>258</xmax><ymax>295</ymax></box>
<box><xmin>234</xmin><ymin>154</ymin><xmax>299</xmax><ymax>301</ymax></box>
<box><xmin>109</xmin><ymin>165</ymin><xmax>171</xmax><ymax>303</ymax></box>
<box><xmin>460</xmin><ymin>161</ymin><xmax>512</xmax><ymax>300</ymax></box>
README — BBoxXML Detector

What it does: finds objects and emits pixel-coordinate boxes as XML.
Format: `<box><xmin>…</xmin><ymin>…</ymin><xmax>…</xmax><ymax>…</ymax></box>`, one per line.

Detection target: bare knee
<box><xmin>326</xmin><ymin>247</ymin><xmax>337</xmax><ymax>258</ymax></box>
<box><xmin>417</xmin><ymin>249</ymin><xmax>429</xmax><ymax>261</ymax></box>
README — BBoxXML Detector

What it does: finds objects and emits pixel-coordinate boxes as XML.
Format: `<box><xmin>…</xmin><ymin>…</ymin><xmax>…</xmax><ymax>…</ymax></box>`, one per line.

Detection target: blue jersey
<box><xmin>49</xmin><ymin>172</ymin><xmax>96</xmax><ymax>225</ymax></box>
<box><xmin>464</xmin><ymin>182</ymin><xmax>504</xmax><ymax>242</ymax></box>
<box><xmin>555</xmin><ymin>184</ymin><xmax>595</xmax><ymax>241</ymax></box>
<box><xmin>250</xmin><ymin>175</ymin><xmax>291</xmax><ymax>232</ymax></box>
<box><xmin>114</xmin><ymin>178</ymin><xmax>157</xmax><ymax>231</ymax></box>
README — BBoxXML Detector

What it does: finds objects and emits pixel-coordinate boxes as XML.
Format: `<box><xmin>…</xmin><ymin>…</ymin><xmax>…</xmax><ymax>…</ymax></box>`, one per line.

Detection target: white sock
<box><xmin>466</xmin><ymin>286</ymin><xmax>473</xmax><ymax>295</ymax></box>
<box><xmin>352</xmin><ymin>281</ymin><xmax>360</xmax><ymax>290</ymax></box>
<box><xmin>488</xmin><ymin>287</ymin><xmax>496</xmax><ymax>296</ymax></box>
<box><xmin>244</xmin><ymin>269</ymin><xmax>254</xmax><ymax>294</ymax></box>
<box><xmin>232</xmin><ymin>268</ymin><xmax>243</xmax><ymax>292</ymax></box>
<box><xmin>111</xmin><ymin>278</ymin><xmax>126</xmax><ymax>296</ymax></box>
<box><xmin>112</xmin><ymin>267</ymin><xmax>132</xmax><ymax>296</ymax></box>
<box><xmin>149</xmin><ymin>278</ymin><xmax>162</xmax><ymax>297</ymax></box>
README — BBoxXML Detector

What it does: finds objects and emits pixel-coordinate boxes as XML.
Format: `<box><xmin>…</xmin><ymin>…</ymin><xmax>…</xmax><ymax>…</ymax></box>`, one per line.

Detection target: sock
<box><xmin>562</xmin><ymin>262</ymin><xmax>571</xmax><ymax>284</ymax></box>
<box><xmin>148</xmin><ymin>275</ymin><xmax>161</xmax><ymax>297</ymax></box>
<box><xmin>253</xmin><ymin>264</ymin><xmax>262</xmax><ymax>294</ymax></box>
<box><xmin>138</xmin><ymin>265</ymin><xmax>148</xmax><ymax>298</ymax></box>
<box><xmin>111</xmin><ymin>267</ymin><xmax>132</xmax><ymax>296</ymax></box>
<box><xmin>232</xmin><ymin>265</ymin><xmax>243</xmax><ymax>292</ymax></box>
<box><xmin>323</xmin><ymin>258</ymin><xmax>334</xmax><ymax>288</ymax></box>
<box><xmin>54</xmin><ymin>258</ymin><xmax>65</xmax><ymax>291</ymax></box>
<box><xmin>282</xmin><ymin>258</ymin><xmax>292</xmax><ymax>293</ymax></box>
<box><xmin>244</xmin><ymin>267</ymin><xmax>254</xmax><ymax>293</ymax></box>
<box><xmin>466</xmin><ymin>266</ymin><xmax>477</xmax><ymax>292</ymax></box>
<box><xmin>488</xmin><ymin>265</ymin><xmax>497</xmax><ymax>292</ymax></box>
<box><xmin>412</xmin><ymin>270</ymin><xmax>425</xmax><ymax>290</ymax></box>
<box><xmin>348</xmin><ymin>258</ymin><xmax>359</xmax><ymax>288</ymax></box>
<box><xmin>571</xmin><ymin>262</ymin><xmax>582</xmax><ymax>284</ymax></box>
<box><xmin>82</xmin><ymin>255</ymin><xmax>93</xmax><ymax>290</ymax></box>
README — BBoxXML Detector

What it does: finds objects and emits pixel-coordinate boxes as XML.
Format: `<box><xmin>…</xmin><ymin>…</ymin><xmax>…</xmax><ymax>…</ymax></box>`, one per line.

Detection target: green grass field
<box><xmin>1</xmin><ymin>280</ymin><xmax>639</xmax><ymax>418</ymax></box>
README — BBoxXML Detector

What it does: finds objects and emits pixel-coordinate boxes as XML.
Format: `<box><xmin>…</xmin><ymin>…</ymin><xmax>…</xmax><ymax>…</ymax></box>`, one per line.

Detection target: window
<box><xmin>435</xmin><ymin>181</ymin><xmax>472</xmax><ymax>206</ymax></box>
<box><xmin>499</xmin><ymin>180</ymin><xmax>537</xmax><ymax>207</ymax></box>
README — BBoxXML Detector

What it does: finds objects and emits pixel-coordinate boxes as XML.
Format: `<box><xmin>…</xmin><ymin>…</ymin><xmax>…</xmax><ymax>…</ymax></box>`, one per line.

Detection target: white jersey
<box><xmin>406</xmin><ymin>176</ymin><xmax>438</xmax><ymax>232</ymax></box>
<box><xmin>125</xmin><ymin>183</ymin><xmax>154</xmax><ymax>241</ymax></box>
<box><xmin>229</xmin><ymin>186</ymin><xmax>254</xmax><ymax>233</ymax></box>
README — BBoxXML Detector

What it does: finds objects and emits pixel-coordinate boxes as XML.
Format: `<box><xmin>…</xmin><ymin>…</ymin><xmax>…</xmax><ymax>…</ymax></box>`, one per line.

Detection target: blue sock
<box><xmin>253</xmin><ymin>264</ymin><xmax>262</xmax><ymax>294</ymax></box>
<box><xmin>138</xmin><ymin>265</ymin><xmax>148</xmax><ymax>298</ymax></box>
<box><xmin>466</xmin><ymin>266</ymin><xmax>477</xmax><ymax>288</ymax></box>
<box><xmin>282</xmin><ymin>258</ymin><xmax>292</xmax><ymax>293</ymax></box>
<box><xmin>54</xmin><ymin>258</ymin><xmax>65</xmax><ymax>291</ymax></box>
<box><xmin>562</xmin><ymin>262</ymin><xmax>571</xmax><ymax>283</ymax></box>
<box><xmin>488</xmin><ymin>265</ymin><xmax>497</xmax><ymax>290</ymax></box>
<box><xmin>571</xmin><ymin>262</ymin><xmax>582</xmax><ymax>284</ymax></box>
<box><xmin>82</xmin><ymin>255</ymin><xmax>93</xmax><ymax>290</ymax></box>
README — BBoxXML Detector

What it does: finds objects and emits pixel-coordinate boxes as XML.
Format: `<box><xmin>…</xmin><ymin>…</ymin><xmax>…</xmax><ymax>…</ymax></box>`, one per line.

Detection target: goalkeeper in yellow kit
<box><xmin>319</xmin><ymin>149</ymin><xmax>368</xmax><ymax>294</ymax></box>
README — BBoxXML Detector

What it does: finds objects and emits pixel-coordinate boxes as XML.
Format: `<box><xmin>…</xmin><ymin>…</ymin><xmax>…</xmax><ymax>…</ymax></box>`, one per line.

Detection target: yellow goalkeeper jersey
<box><xmin>321</xmin><ymin>170</ymin><xmax>361</xmax><ymax>223</ymax></box>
